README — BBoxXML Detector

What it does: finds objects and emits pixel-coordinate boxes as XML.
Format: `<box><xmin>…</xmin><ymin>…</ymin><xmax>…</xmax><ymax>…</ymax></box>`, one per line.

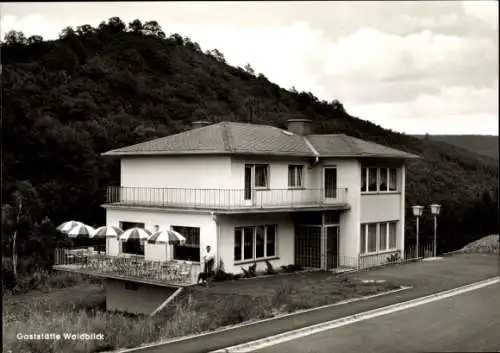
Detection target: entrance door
<box><xmin>324</xmin><ymin>167</ymin><xmax>337</xmax><ymax>199</ymax></box>
<box><xmin>244</xmin><ymin>165</ymin><xmax>252</xmax><ymax>201</ymax></box>
<box><xmin>326</xmin><ymin>226</ymin><xmax>339</xmax><ymax>270</ymax></box>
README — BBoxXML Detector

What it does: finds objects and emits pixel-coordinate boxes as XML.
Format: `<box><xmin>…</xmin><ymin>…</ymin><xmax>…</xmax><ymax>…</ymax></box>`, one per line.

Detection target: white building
<box><xmin>102</xmin><ymin>119</ymin><xmax>418</xmax><ymax>274</ymax></box>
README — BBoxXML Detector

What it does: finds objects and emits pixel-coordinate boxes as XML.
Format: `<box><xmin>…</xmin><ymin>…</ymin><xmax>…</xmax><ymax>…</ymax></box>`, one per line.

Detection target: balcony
<box><xmin>53</xmin><ymin>248</ymin><xmax>202</xmax><ymax>286</ymax></box>
<box><xmin>105</xmin><ymin>186</ymin><xmax>349</xmax><ymax>212</ymax></box>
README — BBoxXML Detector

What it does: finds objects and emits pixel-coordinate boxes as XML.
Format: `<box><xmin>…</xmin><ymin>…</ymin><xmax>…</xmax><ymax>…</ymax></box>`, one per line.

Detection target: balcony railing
<box><xmin>53</xmin><ymin>248</ymin><xmax>201</xmax><ymax>286</ymax></box>
<box><xmin>106</xmin><ymin>186</ymin><xmax>348</xmax><ymax>210</ymax></box>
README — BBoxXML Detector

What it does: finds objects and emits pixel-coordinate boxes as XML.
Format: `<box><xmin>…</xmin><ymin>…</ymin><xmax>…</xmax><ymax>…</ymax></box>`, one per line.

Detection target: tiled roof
<box><xmin>102</xmin><ymin>122</ymin><xmax>419</xmax><ymax>159</ymax></box>
<box><xmin>306</xmin><ymin>134</ymin><xmax>419</xmax><ymax>158</ymax></box>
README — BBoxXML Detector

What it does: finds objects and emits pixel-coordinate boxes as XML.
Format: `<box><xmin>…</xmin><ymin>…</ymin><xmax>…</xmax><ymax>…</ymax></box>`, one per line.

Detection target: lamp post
<box><xmin>412</xmin><ymin>205</ymin><xmax>424</xmax><ymax>258</ymax></box>
<box><xmin>430</xmin><ymin>204</ymin><xmax>441</xmax><ymax>257</ymax></box>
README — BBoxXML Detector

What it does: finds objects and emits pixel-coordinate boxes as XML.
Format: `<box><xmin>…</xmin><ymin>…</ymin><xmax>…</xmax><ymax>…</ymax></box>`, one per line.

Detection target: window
<box><xmin>122</xmin><ymin>240</ymin><xmax>144</xmax><ymax>256</ymax></box>
<box><xmin>389</xmin><ymin>168</ymin><xmax>397</xmax><ymax>191</ymax></box>
<box><xmin>379</xmin><ymin>223</ymin><xmax>388</xmax><ymax>251</ymax></box>
<box><xmin>360</xmin><ymin>224</ymin><xmax>366</xmax><ymax>254</ymax></box>
<box><xmin>120</xmin><ymin>222</ymin><xmax>145</xmax><ymax>230</ymax></box>
<box><xmin>255</xmin><ymin>164</ymin><xmax>269</xmax><ymax>188</ymax></box>
<box><xmin>120</xmin><ymin>222</ymin><xmax>146</xmax><ymax>255</ymax></box>
<box><xmin>288</xmin><ymin>165</ymin><xmax>304</xmax><ymax>188</ymax></box>
<box><xmin>234</xmin><ymin>225</ymin><xmax>277</xmax><ymax>261</ymax></box>
<box><xmin>266</xmin><ymin>226</ymin><xmax>276</xmax><ymax>257</ymax></box>
<box><xmin>379</xmin><ymin>169</ymin><xmax>388</xmax><ymax>191</ymax></box>
<box><xmin>361</xmin><ymin>168</ymin><xmax>367</xmax><ymax>192</ymax></box>
<box><xmin>255</xmin><ymin>226</ymin><xmax>265</xmax><ymax>258</ymax></box>
<box><xmin>361</xmin><ymin>221</ymin><xmax>398</xmax><ymax>254</ymax></box>
<box><xmin>367</xmin><ymin>224</ymin><xmax>377</xmax><ymax>252</ymax></box>
<box><xmin>234</xmin><ymin>229</ymin><xmax>242</xmax><ymax>261</ymax></box>
<box><xmin>172</xmin><ymin>226</ymin><xmax>200</xmax><ymax>262</ymax></box>
<box><xmin>389</xmin><ymin>222</ymin><xmax>397</xmax><ymax>249</ymax></box>
<box><xmin>368</xmin><ymin>168</ymin><xmax>377</xmax><ymax>191</ymax></box>
<box><xmin>361</xmin><ymin>167</ymin><xmax>398</xmax><ymax>193</ymax></box>
<box><xmin>243</xmin><ymin>227</ymin><xmax>254</xmax><ymax>260</ymax></box>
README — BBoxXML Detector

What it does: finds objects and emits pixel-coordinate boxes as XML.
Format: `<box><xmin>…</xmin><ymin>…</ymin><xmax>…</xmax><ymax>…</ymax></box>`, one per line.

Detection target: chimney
<box><xmin>287</xmin><ymin>118</ymin><xmax>312</xmax><ymax>135</ymax></box>
<box><xmin>191</xmin><ymin>120</ymin><xmax>211</xmax><ymax>129</ymax></box>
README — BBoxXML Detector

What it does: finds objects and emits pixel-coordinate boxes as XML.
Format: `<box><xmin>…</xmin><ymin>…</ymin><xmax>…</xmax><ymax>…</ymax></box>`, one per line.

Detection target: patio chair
<box><xmin>177</xmin><ymin>262</ymin><xmax>192</xmax><ymax>283</ymax></box>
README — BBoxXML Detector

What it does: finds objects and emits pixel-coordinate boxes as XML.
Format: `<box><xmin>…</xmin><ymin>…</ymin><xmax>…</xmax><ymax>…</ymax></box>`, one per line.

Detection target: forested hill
<box><xmin>413</xmin><ymin>135</ymin><xmax>498</xmax><ymax>160</ymax></box>
<box><xmin>2</xmin><ymin>17</ymin><xmax>498</xmax><ymax>271</ymax></box>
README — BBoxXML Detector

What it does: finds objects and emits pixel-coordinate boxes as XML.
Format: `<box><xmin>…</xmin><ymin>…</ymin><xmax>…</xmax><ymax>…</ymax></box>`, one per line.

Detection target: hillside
<box><xmin>413</xmin><ymin>135</ymin><xmax>498</xmax><ymax>160</ymax></box>
<box><xmin>2</xmin><ymin>17</ymin><xmax>498</xmax><ymax>272</ymax></box>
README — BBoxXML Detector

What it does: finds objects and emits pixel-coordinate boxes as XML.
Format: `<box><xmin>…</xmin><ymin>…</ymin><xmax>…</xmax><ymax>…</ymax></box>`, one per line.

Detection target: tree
<box><xmin>128</xmin><ymin>19</ymin><xmax>144</xmax><ymax>34</ymax></box>
<box><xmin>107</xmin><ymin>17</ymin><xmax>126</xmax><ymax>33</ymax></box>
<box><xmin>59</xmin><ymin>26</ymin><xmax>77</xmax><ymax>39</ymax></box>
<box><xmin>208</xmin><ymin>49</ymin><xmax>226</xmax><ymax>63</ymax></box>
<box><xmin>244</xmin><ymin>63</ymin><xmax>255</xmax><ymax>76</ymax></box>
<box><xmin>143</xmin><ymin>21</ymin><xmax>165</xmax><ymax>39</ymax></box>
<box><xmin>76</xmin><ymin>24</ymin><xmax>96</xmax><ymax>36</ymax></box>
<box><xmin>27</xmin><ymin>35</ymin><xmax>44</xmax><ymax>44</ymax></box>
<box><xmin>4</xmin><ymin>30</ymin><xmax>27</xmax><ymax>45</ymax></box>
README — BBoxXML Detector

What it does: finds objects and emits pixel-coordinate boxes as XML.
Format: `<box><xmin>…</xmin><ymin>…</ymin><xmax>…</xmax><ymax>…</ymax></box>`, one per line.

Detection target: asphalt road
<box><xmin>255</xmin><ymin>282</ymin><xmax>500</xmax><ymax>353</ymax></box>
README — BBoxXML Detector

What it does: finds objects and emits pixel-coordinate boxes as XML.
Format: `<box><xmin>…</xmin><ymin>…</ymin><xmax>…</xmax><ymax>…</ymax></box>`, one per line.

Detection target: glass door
<box><xmin>324</xmin><ymin>167</ymin><xmax>337</xmax><ymax>199</ymax></box>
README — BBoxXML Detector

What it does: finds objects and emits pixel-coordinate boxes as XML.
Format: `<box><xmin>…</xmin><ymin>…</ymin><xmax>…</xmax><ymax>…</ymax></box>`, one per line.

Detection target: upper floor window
<box><xmin>361</xmin><ymin>167</ymin><xmax>398</xmax><ymax>192</ymax></box>
<box><xmin>255</xmin><ymin>164</ymin><xmax>269</xmax><ymax>188</ymax></box>
<box><xmin>246</xmin><ymin>164</ymin><xmax>269</xmax><ymax>189</ymax></box>
<box><xmin>288</xmin><ymin>165</ymin><xmax>304</xmax><ymax>188</ymax></box>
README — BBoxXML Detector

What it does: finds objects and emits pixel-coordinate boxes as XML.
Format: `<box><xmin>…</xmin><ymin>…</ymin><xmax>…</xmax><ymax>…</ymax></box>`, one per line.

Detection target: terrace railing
<box><xmin>53</xmin><ymin>248</ymin><xmax>201</xmax><ymax>285</ymax></box>
<box><xmin>106</xmin><ymin>186</ymin><xmax>348</xmax><ymax>210</ymax></box>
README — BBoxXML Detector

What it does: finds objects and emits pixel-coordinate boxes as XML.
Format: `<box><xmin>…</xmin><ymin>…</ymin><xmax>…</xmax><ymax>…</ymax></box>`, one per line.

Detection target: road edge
<box><xmin>211</xmin><ymin>276</ymin><xmax>500</xmax><ymax>353</ymax></box>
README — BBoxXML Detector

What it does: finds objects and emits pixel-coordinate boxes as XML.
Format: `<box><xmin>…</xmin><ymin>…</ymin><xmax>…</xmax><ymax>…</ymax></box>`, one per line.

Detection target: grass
<box><xmin>3</xmin><ymin>271</ymin><xmax>399</xmax><ymax>353</ymax></box>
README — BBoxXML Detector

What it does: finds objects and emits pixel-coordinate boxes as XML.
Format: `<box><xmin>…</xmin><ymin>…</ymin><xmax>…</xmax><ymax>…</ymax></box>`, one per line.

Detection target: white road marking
<box><xmin>211</xmin><ymin>277</ymin><xmax>499</xmax><ymax>353</ymax></box>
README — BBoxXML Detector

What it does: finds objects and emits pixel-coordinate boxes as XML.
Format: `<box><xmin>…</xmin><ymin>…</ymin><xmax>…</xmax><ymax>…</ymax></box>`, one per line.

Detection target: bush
<box><xmin>265</xmin><ymin>260</ymin><xmax>277</xmax><ymax>275</ymax></box>
<box><xmin>241</xmin><ymin>262</ymin><xmax>257</xmax><ymax>278</ymax></box>
<box><xmin>280</xmin><ymin>264</ymin><xmax>304</xmax><ymax>273</ymax></box>
<box><xmin>386</xmin><ymin>253</ymin><xmax>401</xmax><ymax>264</ymax></box>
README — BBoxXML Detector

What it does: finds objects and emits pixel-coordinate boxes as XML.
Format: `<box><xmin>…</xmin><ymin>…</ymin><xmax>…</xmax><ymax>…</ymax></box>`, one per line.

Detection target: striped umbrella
<box><xmin>148</xmin><ymin>229</ymin><xmax>186</xmax><ymax>245</ymax></box>
<box><xmin>92</xmin><ymin>226</ymin><xmax>123</xmax><ymax>238</ymax></box>
<box><xmin>66</xmin><ymin>224</ymin><xmax>96</xmax><ymax>239</ymax></box>
<box><xmin>57</xmin><ymin>220</ymin><xmax>84</xmax><ymax>234</ymax></box>
<box><xmin>119</xmin><ymin>227</ymin><xmax>151</xmax><ymax>242</ymax></box>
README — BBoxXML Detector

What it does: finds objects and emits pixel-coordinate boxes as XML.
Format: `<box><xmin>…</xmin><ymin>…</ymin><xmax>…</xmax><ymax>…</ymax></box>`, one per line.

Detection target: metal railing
<box><xmin>53</xmin><ymin>248</ymin><xmax>201</xmax><ymax>285</ymax></box>
<box><xmin>106</xmin><ymin>186</ymin><xmax>348</xmax><ymax>210</ymax></box>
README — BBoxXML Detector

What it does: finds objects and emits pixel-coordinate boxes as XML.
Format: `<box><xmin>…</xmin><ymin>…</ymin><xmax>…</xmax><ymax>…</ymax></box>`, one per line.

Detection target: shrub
<box><xmin>241</xmin><ymin>262</ymin><xmax>257</xmax><ymax>278</ymax></box>
<box><xmin>386</xmin><ymin>253</ymin><xmax>401</xmax><ymax>264</ymax></box>
<box><xmin>280</xmin><ymin>264</ymin><xmax>304</xmax><ymax>273</ymax></box>
<box><xmin>265</xmin><ymin>260</ymin><xmax>277</xmax><ymax>275</ymax></box>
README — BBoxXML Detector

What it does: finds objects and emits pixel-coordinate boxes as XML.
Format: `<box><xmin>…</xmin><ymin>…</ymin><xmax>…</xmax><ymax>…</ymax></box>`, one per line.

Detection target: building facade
<box><xmin>103</xmin><ymin>119</ymin><xmax>417</xmax><ymax>274</ymax></box>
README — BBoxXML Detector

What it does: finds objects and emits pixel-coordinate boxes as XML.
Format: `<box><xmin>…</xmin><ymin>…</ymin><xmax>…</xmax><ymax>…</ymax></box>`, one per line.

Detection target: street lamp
<box><xmin>412</xmin><ymin>205</ymin><xmax>424</xmax><ymax>258</ymax></box>
<box><xmin>430</xmin><ymin>204</ymin><xmax>441</xmax><ymax>257</ymax></box>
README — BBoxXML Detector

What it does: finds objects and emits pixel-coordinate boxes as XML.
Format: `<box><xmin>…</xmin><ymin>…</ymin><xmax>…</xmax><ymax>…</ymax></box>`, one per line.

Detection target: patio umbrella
<box><xmin>66</xmin><ymin>224</ymin><xmax>96</xmax><ymax>239</ymax></box>
<box><xmin>148</xmin><ymin>228</ymin><xmax>186</xmax><ymax>245</ymax></box>
<box><xmin>57</xmin><ymin>220</ymin><xmax>84</xmax><ymax>234</ymax></box>
<box><xmin>119</xmin><ymin>227</ymin><xmax>151</xmax><ymax>242</ymax></box>
<box><xmin>92</xmin><ymin>225</ymin><xmax>123</xmax><ymax>238</ymax></box>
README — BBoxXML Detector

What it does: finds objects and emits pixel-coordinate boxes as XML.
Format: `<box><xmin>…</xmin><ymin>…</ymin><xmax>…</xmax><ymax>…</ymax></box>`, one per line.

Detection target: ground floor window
<box><xmin>122</xmin><ymin>240</ymin><xmax>145</xmax><ymax>255</ymax></box>
<box><xmin>360</xmin><ymin>221</ymin><xmax>398</xmax><ymax>254</ymax></box>
<box><xmin>172</xmin><ymin>226</ymin><xmax>200</xmax><ymax>262</ymax></box>
<box><xmin>119</xmin><ymin>222</ymin><xmax>145</xmax><ymax>255</ymax></box>
<box><xmin>234</xmin><ymin>225</ymin><xmax>277</xmax><ymax>262</ymax></box>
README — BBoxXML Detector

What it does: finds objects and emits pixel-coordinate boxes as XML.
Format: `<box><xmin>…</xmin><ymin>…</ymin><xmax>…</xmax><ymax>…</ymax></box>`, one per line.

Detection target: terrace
<box><xmin>53</xmin><ymin>248</ymin><xmax>202</xmax><ymax>287</ymax></box>
<box><xmin>104</xmin><ymin>186</ymin><xmax>349</xmax><ymax>212</ymax></box>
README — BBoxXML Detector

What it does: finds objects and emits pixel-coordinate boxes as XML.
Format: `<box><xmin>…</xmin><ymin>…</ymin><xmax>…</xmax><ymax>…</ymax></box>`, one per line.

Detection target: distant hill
<box><xmin>1</xmin><ymin>17</ymin><xmax>498</xmax><ymax>273</ymax></box>
<box><xmin>414</xmin><ymin>135</ymin><xmax>498</xmax><ymax>160</ymax></box>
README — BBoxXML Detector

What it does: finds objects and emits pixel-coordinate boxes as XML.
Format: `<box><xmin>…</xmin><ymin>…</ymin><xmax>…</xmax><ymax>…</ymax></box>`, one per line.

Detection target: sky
<box><xmin>1</xmin><ymin>1</ymin><xmax>498</xmax><ymax>135</ymax></box>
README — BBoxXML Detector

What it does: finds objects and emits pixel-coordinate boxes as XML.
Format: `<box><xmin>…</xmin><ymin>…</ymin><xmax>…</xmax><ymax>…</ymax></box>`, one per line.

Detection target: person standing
<box><xmin>202</xmin><ymin>245</ymin><xmax>215</xmax><ymax>286</ymax></box>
